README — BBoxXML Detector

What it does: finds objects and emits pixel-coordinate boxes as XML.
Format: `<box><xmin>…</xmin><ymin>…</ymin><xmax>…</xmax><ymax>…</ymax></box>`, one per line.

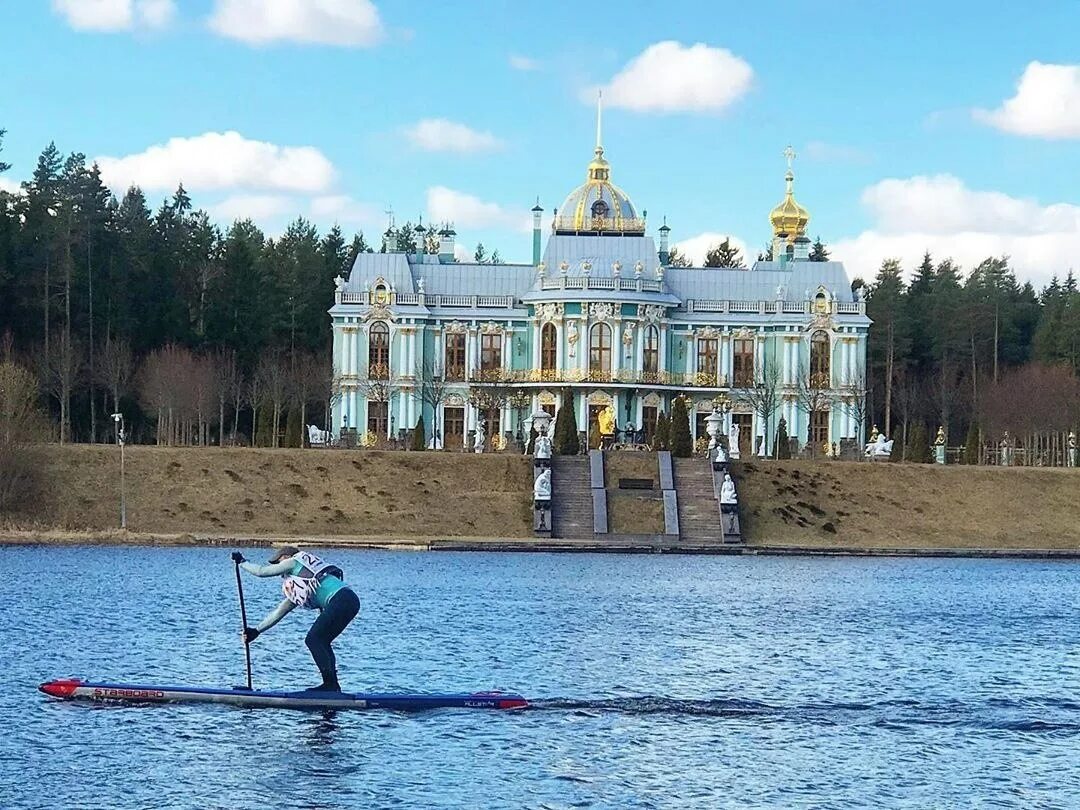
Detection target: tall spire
<box><xmin>595</xmin><ymin>90</ymin><xmax>603</xmax><ymax>157</ymax></box>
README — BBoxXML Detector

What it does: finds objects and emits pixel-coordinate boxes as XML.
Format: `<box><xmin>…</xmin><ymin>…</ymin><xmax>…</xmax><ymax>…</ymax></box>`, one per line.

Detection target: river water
<box><xmin>4</xmin><ymin>546</ymin><xmax>1080</xmax><ymax>809</ymax></box>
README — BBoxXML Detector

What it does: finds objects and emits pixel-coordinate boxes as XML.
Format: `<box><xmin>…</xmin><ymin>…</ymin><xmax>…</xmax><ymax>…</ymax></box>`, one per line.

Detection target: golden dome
<box><xmin>769</xmin><ymin>168</ymin><xmax>810</xmax><ymax>243</ymax></box>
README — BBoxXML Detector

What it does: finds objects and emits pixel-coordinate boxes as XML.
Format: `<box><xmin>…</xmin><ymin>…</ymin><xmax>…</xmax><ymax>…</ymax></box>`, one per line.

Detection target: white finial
<box><xmin>783</xmin><ymin>145</ymin><xmax>796</xmax><ymax>171</ymax></box>
<box><xmin>384</xmin><ymin>205</ymin><xmax>395</xmax><ymax>230</ymax></box>
<box><xmin>596</xmin><ymin>90</ymin><xmax>603</xmax><ymax>153</ymax></box>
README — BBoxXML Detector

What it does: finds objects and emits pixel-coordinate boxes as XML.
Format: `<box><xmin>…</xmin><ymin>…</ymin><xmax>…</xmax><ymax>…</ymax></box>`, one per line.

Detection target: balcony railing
<box><xmin>539</xmin><ymin>277</ymin><xmax>664</xmax><ymax>293</ymax></box>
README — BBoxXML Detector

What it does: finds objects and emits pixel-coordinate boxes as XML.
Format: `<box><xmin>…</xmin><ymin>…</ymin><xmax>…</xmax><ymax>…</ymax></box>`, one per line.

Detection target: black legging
<box><xmin>305</xmin><ymin>588</ymin><xmax>360</xmax><ymax>688</ymax></box>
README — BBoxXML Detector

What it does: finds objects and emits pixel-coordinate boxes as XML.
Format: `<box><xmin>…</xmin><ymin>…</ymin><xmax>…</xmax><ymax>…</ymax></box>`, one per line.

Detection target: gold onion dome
<box><xmin>553</xmin><ymin>93</ymin><xmax>645</xmax><ymax>235</ymax></box>
<box><xmin>769</xmin><ymin>168</ymin><xmax>810</xmax><ymax>242</ymax></box>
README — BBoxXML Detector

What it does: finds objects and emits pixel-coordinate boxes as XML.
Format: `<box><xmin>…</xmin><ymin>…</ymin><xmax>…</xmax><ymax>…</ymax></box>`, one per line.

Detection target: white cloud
<box><xmin>208</xmin><ymin>194</ymin><xmax>293</xmax><ymax>223</ymax></box>
<box><xmin>404</xmin><ymin>119</ymin><xmax>503</xmax><ymax>154</ymax></box>
<box><xmin>426</xmin><ymin>186</ymin><xmax>527</xmax><ymax>232</ymax></box>
<box><xmin>509</xmin><ymin>54</ymin><xmax>540</xmax><ymax>71</ymax></box>
<box><xmin>975</xmin><ymin>61</ymin><xmax>1080</xmax><ymax>139</ymax></box>
<box><xmin>672</xmin><ymin>232</ymin><xmax>750</xmax><ymax>266</ymax></box>
<box><xmin>453</xmin><ymin>243</ymin><xmax>473</xmax><ymax>262</ymax></box>
<box><xmin>51</xmin><ymin>0</ymin><xmax>175</xmax><ymax>31</ymax></box>
<box><xmin>591</xmin><ymin>41</ymin><xmax>753</xmax><ymax>114</ymax></box>
<box><xmin>95</xmin><ymin>131</ymin><xmax>336</xmax><ymax>194</ymax></box>
<box><xmin>832</xmin><ymin>174</ymin><xmax>1080</xmax><ymax>286</ymax></box>
<box><xmin>208</xmin><ymin>0</ymin><xmax>384</xmax><ymax>47</ymax></box>
<box><xmin>0</xmin><ymin>178</ymin><xmax>23</xmax><ymax>196</ymax></box>
<box><xmin>310</xmin><ymin>195</ymin><xmax>380</xmax><ymax>227</ymax></box>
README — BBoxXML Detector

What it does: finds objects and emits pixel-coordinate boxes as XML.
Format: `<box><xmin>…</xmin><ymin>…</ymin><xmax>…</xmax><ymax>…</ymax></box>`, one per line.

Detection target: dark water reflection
<box><xmin>4</xmin><ymin>546</ymin><xmax>1080</xmax><ymax>808</ymax></box>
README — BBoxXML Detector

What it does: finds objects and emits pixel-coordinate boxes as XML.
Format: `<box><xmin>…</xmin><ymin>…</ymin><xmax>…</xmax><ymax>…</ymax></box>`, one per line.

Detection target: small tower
<box><xmin>414</xmin><ymin>220</ymin><xmax>426</xmax><ymax>261</ymax></box>
<box><xmin>438</xmin><ymin>225</ymin><xmax>456</xmax><ymax>263</ymax></box>
<box><xmin>769</xmin><ymin>146</ymin><xmax>810</xmax><ymax>263</ymax></box>
<box><xmin>531</xmin><ymin>199</ymin><xmax>543</xmax><ymax>266</ymax></box>
<box><xmin>658</xmin><ymin>218</ymin><xmax>671</xmax><ymax>265</ymax></box>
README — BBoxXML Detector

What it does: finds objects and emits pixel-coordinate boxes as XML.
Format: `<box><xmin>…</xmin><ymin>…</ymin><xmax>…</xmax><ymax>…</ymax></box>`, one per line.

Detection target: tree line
<box><xmin>863</xmin><ymin>253</ymin><xmax>1080</xmax><ymax>462</ymax></box>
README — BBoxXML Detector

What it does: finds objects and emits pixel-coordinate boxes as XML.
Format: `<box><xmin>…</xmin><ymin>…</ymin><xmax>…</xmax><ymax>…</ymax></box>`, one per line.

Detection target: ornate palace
<box><xmin>329</xmin><ymin>123</ymin><xmax>870</xmax><ymax>456</ymax></box>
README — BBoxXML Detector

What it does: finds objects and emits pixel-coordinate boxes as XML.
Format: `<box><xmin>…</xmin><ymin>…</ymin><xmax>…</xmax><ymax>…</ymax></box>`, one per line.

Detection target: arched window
<box><xmin>368</xmin><ymin>322</ymin><xmax>389</xmax><ymax>379</ymax></box>
<box><xmin>373</xmin><ymin>283</ymin><xmax>390</xmax><ymax>305</ymax></box>
<box><xmin>541</xmin><ymin>323</ymin><xmax>557</xmax><ymax>372</ymax></box>
<box><xmin>589</xmin><ymin>323</ymin><xmax>612</xmax><ymax>378</ymax></box>
<box><xmin>643</xmin><ymin>325</ymin><xmax>659</xmax><ymax>375</ymax></box>
<box><xmin>591</xmin><ymin>199</ymin><xmax>609</xmax><ymax>218</ymax></box>
<box><xmin>814</xmin><ymin>290</ymin><xmax>828</xmax><ymax>314</ymax></box>
<box><xmin>810</xmin><ymin>330</ymin><xmax>831</xmax><ymax>387</ymax></box>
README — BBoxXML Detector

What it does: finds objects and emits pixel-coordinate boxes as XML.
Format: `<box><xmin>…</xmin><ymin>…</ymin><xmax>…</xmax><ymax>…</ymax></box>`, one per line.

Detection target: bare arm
<box><xmin>255</xmin><ymin>598</ymin><xmax>296</xmax><ymax>632</ymax></box>
<box><xmin>240</xmin><ymin>559</ymin><xmax>294</xmax><ymax>577</ymax></box>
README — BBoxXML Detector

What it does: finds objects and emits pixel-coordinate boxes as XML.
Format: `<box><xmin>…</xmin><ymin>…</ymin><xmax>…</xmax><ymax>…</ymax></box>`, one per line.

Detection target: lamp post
<box><xmin>111</xmin><ymin>412</ymin><xmax>127</xmax><ymax>530</ymax></box>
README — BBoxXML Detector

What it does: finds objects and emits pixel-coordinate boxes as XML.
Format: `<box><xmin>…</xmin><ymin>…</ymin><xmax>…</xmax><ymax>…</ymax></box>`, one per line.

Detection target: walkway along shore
<box><xmin>4</xmin><ymin>530</ymin><xmax>1080</xmax><ymax>560</ymax></box>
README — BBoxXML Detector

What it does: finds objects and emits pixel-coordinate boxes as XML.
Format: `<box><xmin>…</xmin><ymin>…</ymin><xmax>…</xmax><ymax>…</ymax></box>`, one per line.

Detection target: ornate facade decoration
<box><xmin>733</xmin><ymin>327</ymin><xmax>754</xmax><ymax>340</ymax></box>
<box><xmin>444</xmin><ymin>320</ymin><xmax>468</xmax><ymax>334</ymax></box>
<box><xmin>536</xmin><ymin>302</ymin><xmax>564</xmax><ymax>323</ymax></box>
<box><xmin>445</xmin><ymin>393</ymin><xmax>465</xmax><ymax>407</ymax></box>
<box><xmin>362</xmin><ymin>302</ymin><xmax>394</xmax><ymax>322</ymax></box>
<box><xmin>589</xmin><ymin>302</ymin><xmax>616</xmax><ymax>322</ymax></box>
<box><xmin>566</xmin><ymin>320</ymin><xmax>579</xmax><ymax>357</ymax></box>
<box><xmin>479</xmin><ymin>321</ymin><xmax>504</xmax><ymax>334</ymax></box>
<box><xmin>805</xmin><ymin>311</ymin><xmax>835</xmax><ymax>332</ymax></box>
<box><xmin>538</xmin><ymin>390</ymin><xmax>557</xmax><ymax>405</ymax></box>
<box><xmin>587</xmin><ymin>391</ymin><xmax>613</xmax><ymax>405</ymax></box>
<box><xmin>637</xmin><ymin>304</ymin><xmax>665</xmax><ymax>323</ymax></box>
<box><xmin>696</xmin><ymin>326</ymin><xmax>721</xmax><ymax>339</ymax></box>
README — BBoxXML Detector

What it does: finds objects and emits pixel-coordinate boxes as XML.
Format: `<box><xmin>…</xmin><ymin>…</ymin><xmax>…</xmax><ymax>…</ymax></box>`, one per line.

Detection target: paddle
<box><xmin>233</xmin><ymin>558</ymin><xmax>253</xmax><ymax>691</ymax></box>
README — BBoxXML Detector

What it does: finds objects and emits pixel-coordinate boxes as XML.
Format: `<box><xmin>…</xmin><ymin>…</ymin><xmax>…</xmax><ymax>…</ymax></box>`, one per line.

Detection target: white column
<box><xmin>612</xmin><ymin>320</ymin><xmax>622</xmax><ymax>377</ymax></box>
<box><xmin>396</xmin><ymin>392</ymin><xmax>406</xmax><ymax>437</ymax></box>
<box><xmin>555</xmin><ymin>322</ymin><xmax>564</xmax><ymax>373</ymax></box>
<box><xmin>755</xmin><ymin>336</ymin><xmax>765</xmax><ymax>384</ymax></box>
<box><xmin>502</xmin><ymin>330</ymin><xmax>510</xmax><ymax>372</ymax></box>
<box><xmin>435</xmin><ymin>330</ymin><xmax>444</xmax><ymax>373</ymax></box>
<box><xmin>721</xmin><ymin>334</ymin><xmax>731</xmax><ymax>385</ymax></box>
<box><xmin>466</xmin><ymin>330</ymin><xmax>476</xmax><ymax>379</ymax></box>
<box><xmin>635</xmin><ymin>324</ymin><xmax>644</xmax><ymax>375</ymax></box>
<box><xmin>686</xmin><ymin>333</ymin><xmax>695</xmax><ymax>377</ymax></box>
<box><xmin>659</xmin><ymin>326</ymin><xmax>668</xmax><ymax>376</ymax></box>
<box><xmin>579</xmin><ymin>321</ymin><xmax>589</xmax><ymax>374</ymax></box>
<box><xmin>534</xmin><ymin>321</ymin><xmax>542</xmax><ymax>369</ymax></box>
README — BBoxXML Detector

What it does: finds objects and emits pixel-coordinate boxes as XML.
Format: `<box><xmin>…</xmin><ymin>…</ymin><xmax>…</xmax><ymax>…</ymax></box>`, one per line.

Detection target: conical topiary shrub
<box><xmin>553</xmin><ymin>392</ymin><xmax>579</xmax><ymax>456</ymax></box>
<box><xmin>775</xmin><ymin>416</ymin><xmax>791</xmax><ymax>459</ymax></box>
<box><xmin>670</xmin><ymin>396</ymin><xmax>693</xmax><ymax>458</ymax></box>
<box><xmin>411</xmin><ymin>416</ymin><xmax>426</xmax><ymax>450</ymax></box>
<box><xmin>652</xmin><ymin>411</ymin><xmax>670</xmax><ymax>451</ymax></box>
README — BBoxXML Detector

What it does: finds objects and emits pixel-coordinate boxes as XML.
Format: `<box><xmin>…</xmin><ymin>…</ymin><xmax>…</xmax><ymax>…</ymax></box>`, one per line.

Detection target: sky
<box><xmin>1</xmin><ymin>0</ymin><xmax>1078</xmax><ymax>287</ymax></box>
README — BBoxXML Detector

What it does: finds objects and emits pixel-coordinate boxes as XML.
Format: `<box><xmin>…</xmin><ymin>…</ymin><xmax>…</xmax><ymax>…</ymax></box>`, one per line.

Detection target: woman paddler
<box><xmin>232</xmin><ymin>546</ymin><xmax>360</xmax><ymax>693</ymax></box>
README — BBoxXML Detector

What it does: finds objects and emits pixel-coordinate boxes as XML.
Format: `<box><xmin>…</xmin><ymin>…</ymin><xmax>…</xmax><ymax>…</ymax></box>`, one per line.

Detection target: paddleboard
<box><xmin>39</xmin><ymin>678</ymin><xmax>528</xmax><ymax>711</ymax></box>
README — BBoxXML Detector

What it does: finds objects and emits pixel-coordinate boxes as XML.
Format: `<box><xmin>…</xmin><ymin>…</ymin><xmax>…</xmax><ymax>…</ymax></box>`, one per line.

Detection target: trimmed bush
<box><xmin>963</xmin><ymin>422</ymin><xmax>980</xmax><ymax>465</ymax></box>
<box><xmin>553</xmin><ymin>393</ymin><xmax>579</xmax><ymax>456</ymax></box>
<box><xmin>652</xmin><ymin>411</ymin><xmax>670</xmax><ymax>451</ymax></box>
<box><xmin>411</xmin><ymin>416</ymin><xmax>426</xmax><ymax>450</ymax></box>
<box><xmin>670</xmin><ymin>396</ymin><xmax>693</xmax><ymax>458</ymax></box>
<box><xmin>775</xmin><ymin>417</ymin><xmax>791</xmax><ymax>459</ymax></box>
<box><xmin>284</xmin><ymin>407</ymin><xmax>302</xmax><ymax>448</ymax></box>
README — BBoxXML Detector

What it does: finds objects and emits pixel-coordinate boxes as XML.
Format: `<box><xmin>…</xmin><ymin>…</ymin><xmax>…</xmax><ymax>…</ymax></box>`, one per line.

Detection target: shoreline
<box><xmin>4</xmin><ymin>530</ymin><xmax>1080</xmax><ymax>560</ymax></box>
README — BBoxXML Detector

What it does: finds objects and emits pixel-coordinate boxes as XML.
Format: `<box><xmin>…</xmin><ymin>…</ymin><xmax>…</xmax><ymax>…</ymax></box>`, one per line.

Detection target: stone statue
<box><xmin>535</xmin><ymin>431</ymin><xmax>553</xmax><ymax>460</ymax></box>
<box><xmin>473</xmin><ymin>422</ymin><xmax>485</xmax><ymax>454</ymax></box>
<box><xmin>727</xmin><ymin>421</ymin><xmax>741</xmax><ymax>460</ymax></box>
<box><xmin>533</xmin><ymin>468</ymin><xmax>552</xmax><ymax>501</ymax></box>
<box><xmin>622</xmin><ymin>322</ymin><xmax>634</xmax><ymax>347</ymax></box>
<box><xmin>333</xmin><ymin>275</ymin><xmax>346</xmax><ymax>291</ymax></box>
<box><xmin>598</xmin><ymin>405</ymin><xmax>616</xmax><ymax>437</ymax></box>
<box><xmin>714</xmin><ymin>444</ymin><xmax>727</xmax><ymax>464</ymax></box>
<box><xmin>720</xmin><ymin>474</ymin><xmax>737</xmax><ymax>504</ymax></box>
<box><xmin>1068</xmin><ymin>431</ymin><xmax>1077</xmax><ymax>468</ymax></box>
<box><xmin>567</xmin><ymin>321</ymin><xmax>579</xmax><ymax>357</ymax></box>
<box><xmin>417</xmin><ymin>277</ymin><xmax>425</xmax><ymax>294</ymax></box>
<box><xmin>864</xmin><ymin>433</ymin><xmax>893</xmax><ymax>459</ymax></box>
<box><xmin>775</xmin><ymin>283</ymin><xmax>786</xmax><ymax>300</ymax></box>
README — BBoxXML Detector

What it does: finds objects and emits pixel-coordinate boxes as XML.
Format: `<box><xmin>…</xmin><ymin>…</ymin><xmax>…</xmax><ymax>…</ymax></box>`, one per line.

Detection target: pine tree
<box><xmin>652</xmin><ymin>411</ymin><xmax>670</xmax><ymax>450</ymax></box>
<box><xmin>963</xmin><ymin>421</ymin><xmax>980</xmax><ymax>465</ymax></box>
<box><xmin>866</xmin><ymin>258</ymin><xmax>909</xmax><ymax>435</ymax></box>
<box><xmin>474</xmin><ymin>242</ymin><xmax>487</xmax><ymax>263</ymax></box>
<box><xmin>411</xmin><ymin>416</ymin><xmax>425</xmax><ymax>450</ymax></box>
<box><xmin>665</xmin><ymin>247</ymin><xmax>692</xmax><ymax>267</ymax></box>
<box><xmin>255</xmin><ymin>403</ymin><xmax>273</xmax><ymax>447</ymax></box>
<box><xmin>808</xmin><ymin>236</ymin><xmax>830</xmax><ymax>261</ymax></box>
<box><xmin>553</xmin><ymin>393</ymin><xmax>579</xmax><ymax>455</ymax></box>
<box><xmin>703</xmin><ymin>238</ymin><xmax>745</xmax><ymax>268</ymax></box>
<box><xmin>670</xmin><ymin>396</ymin><xmax>693</xmax><ymax>457</ymax></box>
<box><xmin>284</xmin><ymin>407</ymin><xmax>302</xmax><ymax>447</ymax></box>
<box><xmin>775</xmin><ymin>416</ymin><xmax>791</xmax><ymax>459</ymax></box>
<box><xmin>905</xmin><ymin>422</ymin><xmax>931</xmax><ymax>463</ymax></box>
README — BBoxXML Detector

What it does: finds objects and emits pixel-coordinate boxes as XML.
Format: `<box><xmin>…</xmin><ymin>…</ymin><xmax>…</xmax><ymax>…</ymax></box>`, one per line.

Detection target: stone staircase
<box><xmin>552</xmin><ymin>455</ymin><xmax>593</xmax><ymax>539</ymax></box>
<box><xmin>672</xmin><ymin>458</ymin><xmax>723</xmax><ymax>542</ymax></box>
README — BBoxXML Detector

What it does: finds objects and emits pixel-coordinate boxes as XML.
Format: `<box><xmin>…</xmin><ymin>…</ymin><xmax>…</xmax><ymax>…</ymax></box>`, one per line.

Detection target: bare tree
<box><xmin>39</xmin><ymin>331</ymin><xmax>81</xmax><ymax>444</ymax></box>
<box><xmin>256</xmin><ymin>351</ymin><xmax>288</xmax><ymax>448</ymax></box>
<box><xmin>795</xmin><ymin>362</ymin><xmax>831</xmax><ymax>458</ymax></box>
<box><xmin>468</xmin><ymin>382</ymin><xmax>512</xmax><ymax>450</ymax></box>
<box><xmin>245</xmin><ymin>371</ymin><xmax>263</xmax><ymax>448</ymax></box>
<box><xmin>98</xmin><ymin>337</ymin><xmax>133</xmax><ymax>418</ymax></box>
<box><xmin>840</xmin><ymin>360</ymin><xmax>869</xmax><ymax>447</ymax></box>
<box><xmin>741</xmin><ymin>356</ymin><xmax>781</xmax><ymax>458</ymax></box>
<box><xmin>211</xmin><ymin>348</ymin><xmax>239</xmax><ymax>447</ymax></box>
<box><xmin>190</xmin><ymin>354</ymin><xmax>217</xmax><ymax>446</ymax></box>
<box><xmin>0</xmin><ymin>360</ymin><xmax>49</xmax><ymax>510</ymax></box>
<box><xmin>415</xmin><ymin>358</ymin><xmax>450</xmax><ymax>448</ymax></box>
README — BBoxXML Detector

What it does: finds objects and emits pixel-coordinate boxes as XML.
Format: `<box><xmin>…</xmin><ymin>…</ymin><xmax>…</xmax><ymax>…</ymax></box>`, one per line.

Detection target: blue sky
<box><xmin>2</xmin><ymin>0</ymin><xmax>1078</xmax><ymax>285</ymax></box>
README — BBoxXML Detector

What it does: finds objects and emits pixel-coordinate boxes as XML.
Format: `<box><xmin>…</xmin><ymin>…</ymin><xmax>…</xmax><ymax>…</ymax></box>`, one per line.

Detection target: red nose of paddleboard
<box><xmin>39</xmin><ymin>678</ymin><xmax>82</xmax><ymax>698</ymax></box>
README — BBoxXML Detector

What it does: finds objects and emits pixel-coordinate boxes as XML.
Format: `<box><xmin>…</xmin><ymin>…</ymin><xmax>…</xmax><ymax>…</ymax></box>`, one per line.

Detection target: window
<box><xmin>541</xmin><ymin>323</ymin><xmax>557</xmax><ymax>372</ymax></box>
<box><xmin>733</xmin><ymin>338</ymin><xmax>755</xmax><ymax>387</ymax></box>
<box><xmin>480</xmin><ymin>333</ymin><xmax>502</xmax><ymax>372</ymax></box>
<box><xmin>367</xmin><ymin>400</ymin><xmax>388</xmax><ymax>437</ymax></box>
<box><xmin>642</xmin><ymin>406</ymin><xmax>658</xmax><ymax>444</ymax></box>
<box><xmin>643</xmin><ymin>326</ymin><xmax>659</xmax><ymax>375</ymax></box>
<box><xmin>445</xmin><ymin>333</ymin><xmax>465</xmax><ymax>381</ymax></box>
<box><xmin>373</xmin><ymin>283</ymin><xmax>389</xmax><ymax>305</ymax></box>
<box><xmin>591</xmin><ymin>199</ymin><xmax>609</xmax><ymax>218</ymax></box>
<box><xmin>697</xmin><ymin>338</ymin><xmax>718</xmax><ymax>383</ymax></box>
<box><xmin>810</xmin><ymin>408</ymin><xmax>829</xmax><ymax>448</ymax></box>
<box><xmin>589</xmin><ymin>323</ymin><xmax>612</xmax><ymax>378</ymax></box>
<box><xmin>368</xmin><ymin>322</ymin><xmax>389</xmax><ymax>379</ymax></box>
<box><xmin>443</xmin><ymin>406</ymin><xmax>465</xmax><ymax>450</ymax></box>
<box><xmin>814</xmin><ymin>291</ymin><xmax>828</xmax><ymax>314</ymax></box>
<box><xmin>810</xmin><ymin>330</ymin><xmax>831</xmax><ymax>387</ymax></box>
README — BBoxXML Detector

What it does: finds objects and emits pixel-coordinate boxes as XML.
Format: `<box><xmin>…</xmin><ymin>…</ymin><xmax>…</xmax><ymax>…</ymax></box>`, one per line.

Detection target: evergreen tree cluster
<box><xmin>0</xmin><ymin>137</ymin><xmax>376</xmax><ymax>443</ymax></box>
<box><xmin>865</xmin><ymin>251</ymin><xmax>1079</xmax><ymax>459</ymax></box>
